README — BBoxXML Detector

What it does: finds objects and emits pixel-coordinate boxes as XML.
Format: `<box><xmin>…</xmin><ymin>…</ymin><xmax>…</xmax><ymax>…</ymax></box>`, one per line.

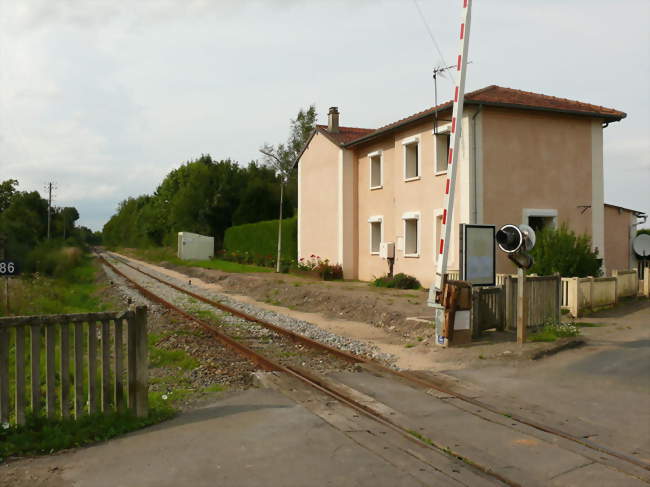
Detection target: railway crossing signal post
<box><xmin>428</xmin><ymin>0</ymin><xmax>473</xmax><ymax>347</ymax></box>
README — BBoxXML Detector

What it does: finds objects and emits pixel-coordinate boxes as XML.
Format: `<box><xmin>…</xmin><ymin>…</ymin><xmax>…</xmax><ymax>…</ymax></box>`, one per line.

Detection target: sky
<box><xmin>1</xmin><ymin>0</ymin><xmax>648</xmax><ymax>231</ymax></box>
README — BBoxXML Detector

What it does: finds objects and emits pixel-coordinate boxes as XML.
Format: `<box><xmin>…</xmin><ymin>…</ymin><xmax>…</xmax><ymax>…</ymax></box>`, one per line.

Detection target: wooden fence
<box><xmin>0</xmin><ymin>306</ymin><xmax>148</xmax><ymax>425</ymax></box>
<box><xmin>470</xmin><ymin>286</ymin><xmax>504</xmax><ymax>338</ymax></box>
<box><xmin>471</xmin><ymin>275</ymin><xmax>561</xmax><ymax>336</ymax></box>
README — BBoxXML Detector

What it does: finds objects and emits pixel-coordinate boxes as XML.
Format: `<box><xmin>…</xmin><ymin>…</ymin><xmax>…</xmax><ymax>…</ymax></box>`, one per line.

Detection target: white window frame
<box><xmin>402</xmin><ymin>211</ymin><xmax>420</xmax><ymax>258</ymax></box>
<box><xmin>433</xmin><ymin>208</ymin><xmax>444</xmax><ymax>259</ymax></box>
<box><xmin>522</xmin><ymin>208</ymin><xmax>558</xmax><ymax>228</ymax></box>
<box><xmin>432</xmin><ymin>123</ymin><xmax>452</xmax><ymax>175</ymax></box>
<box><xmin>368</xmin><ymin>215</ymin><xmax>384</xmax><ymax>255</ymax></box>
<box><xmin>402</xmin><ymin>136</ymin><xmax>421</xmax><ymax>182</ymax></box>
<box><xmin>368</xmin><ymin>150</ymin><xmax>383</xmax><ymax>190</ymax></box>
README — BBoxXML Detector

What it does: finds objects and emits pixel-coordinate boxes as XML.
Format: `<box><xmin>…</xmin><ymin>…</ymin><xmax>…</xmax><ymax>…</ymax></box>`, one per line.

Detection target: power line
<box><xmin>412</xmin><ymin>0</ymin><xmax>454</xmax><ymax>81</ymax></box>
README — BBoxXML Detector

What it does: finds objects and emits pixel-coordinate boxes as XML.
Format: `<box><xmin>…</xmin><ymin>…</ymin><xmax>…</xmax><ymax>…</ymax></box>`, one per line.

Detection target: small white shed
<box><xmin>177</xmin><ymin>232</ymin><xmax>214</xmax><ymax>261</ymax></box>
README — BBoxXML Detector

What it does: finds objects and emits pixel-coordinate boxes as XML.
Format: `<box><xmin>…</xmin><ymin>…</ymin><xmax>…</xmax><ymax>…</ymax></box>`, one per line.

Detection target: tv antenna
<box><xmin>433</xmin><ymin>64</ymin><xmax>455</xmax><ymax>134</ymax></box>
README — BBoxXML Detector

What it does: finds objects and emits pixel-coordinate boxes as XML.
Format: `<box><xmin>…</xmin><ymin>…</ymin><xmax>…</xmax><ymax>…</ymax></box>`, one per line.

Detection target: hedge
<box><xmin>223</xmin><ymin>217</ymin><xmax>297</xmax><ymax>261</ymax></box>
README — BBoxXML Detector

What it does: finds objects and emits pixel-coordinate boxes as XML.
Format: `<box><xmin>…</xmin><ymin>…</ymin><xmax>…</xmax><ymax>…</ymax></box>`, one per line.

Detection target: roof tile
<box><xmin>320</xmin><ymin>85</ymin><xmax>626</xmax><ymax>147</ymax></box>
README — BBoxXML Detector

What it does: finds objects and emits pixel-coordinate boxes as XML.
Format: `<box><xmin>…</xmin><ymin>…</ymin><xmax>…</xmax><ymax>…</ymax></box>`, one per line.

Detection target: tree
<box><xmin>0</xmin><ymin>179</ymin><xmax>18</xmax><ymax>213</ymax></box>
<box><xmin>260</xmin><ymin>105</ymin><xmax>317</xmax><ymax>271</ymax></box>
<box><xmin>260</xmin><ymin>105</ymin><xmax>317</xmax><ymax>180</ymax></box>
<box><xmin>528</xmin><ymin>223</ymin><xmax>602</xmax><ymax>277</ymax></box>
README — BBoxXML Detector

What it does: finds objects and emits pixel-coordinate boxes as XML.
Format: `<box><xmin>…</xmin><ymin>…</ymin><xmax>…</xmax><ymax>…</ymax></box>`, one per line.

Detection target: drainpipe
<box><xmin>472</xmin><ymin>105</ymin><xmax>483</xmax><ymax>224</ymax></box>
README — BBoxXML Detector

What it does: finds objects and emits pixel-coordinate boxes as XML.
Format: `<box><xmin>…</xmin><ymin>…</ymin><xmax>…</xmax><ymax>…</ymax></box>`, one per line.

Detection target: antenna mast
<box><xmin>428</xmin><ymin>0</ymin><xmax>473</xmax><ymax>305</ymax></box>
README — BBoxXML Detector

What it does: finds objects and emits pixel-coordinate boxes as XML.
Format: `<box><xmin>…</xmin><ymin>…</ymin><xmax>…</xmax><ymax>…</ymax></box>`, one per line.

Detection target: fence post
<box><xmin>567</xmin><ymin>278</ymin><xmax>575</xmax><ymax>318</ymax></box>
<box><xmin>612</xmin><ymin>270</ymin><xmax>619</xmax><ymax>303</ymax></box>
<box><xmin>554</xmin><ymin>273</ymin><xmax>561</xmax><ymax>324</ymax></box>
<box><xmin>505</xmin><ymin>275</ymin><xmax>513</xmax><ymax>331</ymax></box>
<box><xmin>134</xmin><ymin>306</ymin><xmax>148</xmax><ymax>418</ymax></box>
<box><xmin>517</xmin><ymin>269</ymin><xmax>527</xmax><ymax>345</ymax></box>
<box><xmin>0</xmin><ymin>328</ymin><xmax>8</xmax><ymax>423</ymax></box>
<box><xmin>470</xmin><ymin>288</ymin><xmax>480</xmax><ymax>338</ymax></box>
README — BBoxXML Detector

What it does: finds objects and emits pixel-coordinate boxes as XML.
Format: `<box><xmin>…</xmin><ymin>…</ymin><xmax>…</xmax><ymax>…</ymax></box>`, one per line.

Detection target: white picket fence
<box><xmin>561</xmin><ymin>269</ymin><xmax>641</xmax><ymax>317</ymax></box>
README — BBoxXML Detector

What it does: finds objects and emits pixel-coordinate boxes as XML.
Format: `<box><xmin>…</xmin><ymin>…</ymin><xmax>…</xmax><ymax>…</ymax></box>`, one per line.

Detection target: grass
<box><xmin>119</xmin><ymin>247</ymin><xmax>272</xmax><ymax>274</ymax></box>
<box><xmin>148</xmin><ymin>333</ymin><xmax>199</xmax><ymax>370</ymax></box>
<box><xmin>1</xmin><ymin>255</ymin><xmax>109</xmax><ymax>316</ymax></box>
<box><xmin>407</xmin><ymin>430</ymin><xmax>434</xmax><ymax>447</ymax></box>
<box><xmin>0</xmin><ymin>407</ymin><xmax>175</xmax><ymax>460</ymax></box>
<box><xmin>0</xmin><ymin>252</ymin><xmax>227</xmax><ymax>461</ymax></box>
<box><xmin>529</xmin><ymin>322</ymin><xmax>580</xmax><ymax>342</ymax></box>
<box><xmin>405</xmin><ymin>343</ymin><xmax>415</xmax><ymax>349</ymax></box>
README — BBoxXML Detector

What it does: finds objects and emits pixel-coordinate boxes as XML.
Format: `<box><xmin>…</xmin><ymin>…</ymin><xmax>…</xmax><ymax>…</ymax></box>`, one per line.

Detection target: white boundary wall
<box><xmin>561</xmin><ymin>269</ymin><xmax>640</xmax><ymax>317</ymax></box>
<box><xmin>177</xmin><ymin>232</ymin><xmax>214</xmax><ymax>261</ymax></box>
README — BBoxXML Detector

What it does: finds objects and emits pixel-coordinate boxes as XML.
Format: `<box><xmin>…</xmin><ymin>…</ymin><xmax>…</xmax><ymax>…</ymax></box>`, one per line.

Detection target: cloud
<box><xmin>0</xmin><ymin>0</ymin><xmax>647</xmax><ymax>230</ymax></box>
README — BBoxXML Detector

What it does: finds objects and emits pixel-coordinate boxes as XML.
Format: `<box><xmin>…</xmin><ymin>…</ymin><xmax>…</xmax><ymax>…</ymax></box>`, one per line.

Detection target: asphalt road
<box><xmin>445</xmin><ymin>299</ymin><xmax>650</xmax><ymax>460</ymax></box>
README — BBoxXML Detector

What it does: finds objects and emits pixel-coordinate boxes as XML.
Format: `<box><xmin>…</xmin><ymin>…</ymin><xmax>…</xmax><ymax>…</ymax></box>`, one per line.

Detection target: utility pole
<box><xmin>259</xmin><ymin>149</ymin><xmax>288</xmax><ymax>273</ymax></box>
<box><xmin>0</xmin><ymin>234</ymin><xmax>8</xmax><ymax>313</ymax></box>
<box><xmin>276</xmin><ymin>179</ymin><xmax>284</xmax><ymax>273</ymax></box>
<box><xmin>47</xmin><ymin>182</ymin><xmax>52</xmax><ymax>241</ymax></box>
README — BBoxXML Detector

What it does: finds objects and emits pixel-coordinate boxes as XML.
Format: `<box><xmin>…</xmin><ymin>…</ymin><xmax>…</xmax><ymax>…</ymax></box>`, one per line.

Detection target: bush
<box><xmin>373</xmin><ymin>273</ymin><xmax>421</xmax><ymax>289</ymax></box>
<box><xmin>294</xmin><ymin>255</ymin><xmax>343</xmax><ymax>280</ymax></box>
<box><xmin>529</xmin><ymin>223</ymin><xmax>602</xmax><ymax>277</ymax></box>
<box><xmin>224</xmin><ymin>217</ymin><xmax>297</xmax><ymax>262</ymax></box>
<box><xmin>26</xmin><ymin>241</ymin><xmax>83</xmax><ymax>277</ymax></box>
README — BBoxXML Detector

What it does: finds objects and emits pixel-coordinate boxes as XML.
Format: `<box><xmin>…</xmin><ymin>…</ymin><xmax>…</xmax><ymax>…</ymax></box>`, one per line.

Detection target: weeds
<box><xmin>1</xmin><ymin>256</ymin><xmax>108</xmax><ymax>316</ymax></box>
<box><xmin>0</xmin><ymin>407</ymin><xmax>175</xmax><ymax>460</ymax></box>
<box><xmin>529</xmin><ymin>321</ymin><xmax>580</xmax><ymax>342</ymax></box>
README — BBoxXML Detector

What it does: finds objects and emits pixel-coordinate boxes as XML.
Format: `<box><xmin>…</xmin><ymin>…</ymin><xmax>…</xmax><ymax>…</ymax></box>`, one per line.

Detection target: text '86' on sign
<box><xmin>0</xmin><ymin>261</ymin><xmax>19</xmax><ymax>276</ymax></box>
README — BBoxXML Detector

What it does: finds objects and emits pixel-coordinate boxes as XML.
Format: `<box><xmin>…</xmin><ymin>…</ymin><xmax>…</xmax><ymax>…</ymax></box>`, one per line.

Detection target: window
<box><xmin>368</xmin><ymin>216</ymin><xmax>383</xmax><ymax>254</ymax></box>
<box><xmin>403</xmin><ymin>212</ymin><xmax>420</xmax><ymax>257</ymax></box>
<box><xmin>435</xmin><ymin>132</ymin><xmax>451</xmax><ymax>173</ymax></box>
<box><xmin>528</xmin><ymin>216</ymin><xmax>553</xmax><ymax>233</ymax></box>
<box><xmin>434</xmin><ymin>209</ymin><xmax>443</xmax><ymax>259</ymax></box>
<box><xmin>522</xmin><ymin>209</ymin><xmax>558</xmax><ymax>233</ymax></box>
<box><xmin>403</xmin><ymin>137</ymin><xmax>420</xmax><ymax>180</ymax></box>
<box><xmin>369</xmin><ymin>151</ymin><xmax>382</xmax><ymax>189</ymax></box>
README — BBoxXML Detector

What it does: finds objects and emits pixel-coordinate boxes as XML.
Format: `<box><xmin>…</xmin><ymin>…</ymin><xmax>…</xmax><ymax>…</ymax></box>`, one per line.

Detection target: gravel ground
<box><xmin>105</xmin><ymin>251</ymin><xmax>396</xmax><ymax>366</ymax></box>
<box><xmin>101</xmin><ymin>263</ymin><xmax>258</xmax><ymax>400</ymax></box>
<box><xmin>102</xmin><ymin>254</ymin><xmax>390</xmax><ymax>380</ymax></box>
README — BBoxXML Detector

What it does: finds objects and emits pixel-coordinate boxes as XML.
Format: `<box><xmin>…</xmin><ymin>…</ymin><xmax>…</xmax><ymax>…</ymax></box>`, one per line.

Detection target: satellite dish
<box><xmin>633</xmin><ymin>234</ymin><xmax>650</xmax><ymax>257</ymax></box>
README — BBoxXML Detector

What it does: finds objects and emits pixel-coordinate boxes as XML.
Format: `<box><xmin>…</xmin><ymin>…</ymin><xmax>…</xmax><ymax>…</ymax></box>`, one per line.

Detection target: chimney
<box><xmin>328</xmin><ymin>106</ymin><xmax>339</xmax><ymax>133</ymax></box>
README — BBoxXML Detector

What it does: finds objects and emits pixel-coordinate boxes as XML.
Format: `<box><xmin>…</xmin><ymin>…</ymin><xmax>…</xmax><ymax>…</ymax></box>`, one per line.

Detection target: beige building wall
<box><xmin>604</xmin><ymin>206</ymin><xmax>635</xmax><ymax>272</ymax></box>
<box><xmin>481</xmin><ymin>107</ymin><xmax>595</xmax><ymax>274</ymax></box>
<box><xmin>298</xmin><ymin>132</ymin><xmax>341</xmax><ymax>264</ymax></box>
<box><xmin>299</xmin><ymin>105</ymin><xmax>612</xmax><ymax>285</ymax></box>
<box><xmin>354</xmin><ymin>112</ymin><xmax>472</xmax><ymax>287</ymax></box>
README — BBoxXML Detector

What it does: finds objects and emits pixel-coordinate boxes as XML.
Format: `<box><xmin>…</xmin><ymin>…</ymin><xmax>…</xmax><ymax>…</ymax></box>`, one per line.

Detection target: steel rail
<box><xmin>104</xmin><ymin>251</ymin><xmax>364</xmax><ymax>364</ymax></box>
<box><xmin>97</xmin><ymin>252</ymin><xmax>517</xmax><ymax>486</ymax></box>
<box><xmin>101</xmin><ymin>251</ymin><xmax>650</xmax><ymax>473</ymax></box>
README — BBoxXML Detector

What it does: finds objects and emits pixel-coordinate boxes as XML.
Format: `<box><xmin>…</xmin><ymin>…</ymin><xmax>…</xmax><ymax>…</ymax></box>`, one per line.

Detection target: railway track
<box><xmin>97</xmin><ymin>251</ymin><xmax>650</xmax><ymax>485</ymax></box>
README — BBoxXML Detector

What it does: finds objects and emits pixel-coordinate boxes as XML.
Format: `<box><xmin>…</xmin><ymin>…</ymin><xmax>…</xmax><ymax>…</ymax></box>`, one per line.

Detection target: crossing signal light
<box><xmin>496</xmin><ymin>224</ymin><xmax>536</xmax><ymax>270</ymax></box>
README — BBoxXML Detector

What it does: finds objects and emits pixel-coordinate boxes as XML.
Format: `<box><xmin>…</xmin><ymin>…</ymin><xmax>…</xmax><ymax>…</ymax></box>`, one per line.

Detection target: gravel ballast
<box><xmin>104</xmin><ymin>252</ymin><xmax>396</xmax><ymax>366</ymax></box>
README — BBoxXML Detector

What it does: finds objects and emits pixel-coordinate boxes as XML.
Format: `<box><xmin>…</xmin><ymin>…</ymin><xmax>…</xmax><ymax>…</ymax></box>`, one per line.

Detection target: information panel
<box><xmin>460</xmin><ymin>224</ymin><xmax>495</xmax><ymax>286</ymax></box>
